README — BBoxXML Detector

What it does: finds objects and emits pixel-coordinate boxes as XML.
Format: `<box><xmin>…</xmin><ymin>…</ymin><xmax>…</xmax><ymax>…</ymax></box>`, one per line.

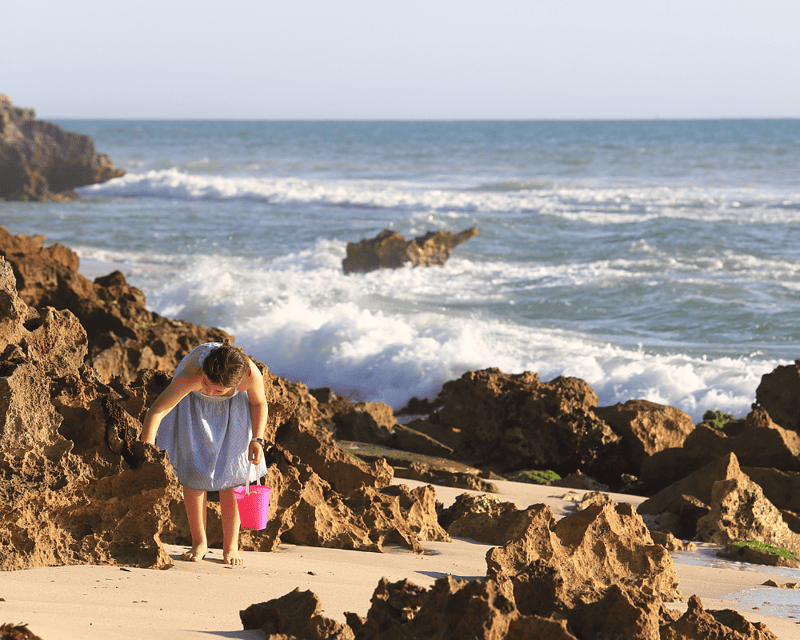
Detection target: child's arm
<box><xmin>242</xmin><ymin>359</ymin><xmax>269</xmax><ymax>463</ymax></box>
<box><xmin>140</xmin><ymin>365</ymin><xmax>201</xmax><ymax>444</ymax></box>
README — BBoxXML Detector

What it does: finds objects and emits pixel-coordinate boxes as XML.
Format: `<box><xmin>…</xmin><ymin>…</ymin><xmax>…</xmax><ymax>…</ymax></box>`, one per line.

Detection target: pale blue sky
<box><xmin>4</xmin><ymin>0</ymin><xmax>799</xmax><ymax>119</ymax></box>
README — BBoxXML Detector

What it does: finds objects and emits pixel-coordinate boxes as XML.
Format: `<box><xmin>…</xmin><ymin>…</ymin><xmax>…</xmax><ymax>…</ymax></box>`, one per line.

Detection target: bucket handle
<box><xmin>243</xmin><ymin>459</ymin><xmax>262</xmax><ymax>496</ymax></box>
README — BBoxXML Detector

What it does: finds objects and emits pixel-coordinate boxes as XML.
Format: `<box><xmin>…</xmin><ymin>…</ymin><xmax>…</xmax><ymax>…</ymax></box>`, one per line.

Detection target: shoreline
<box><xmin>2</xmin><ymin>479</ymin><xmax>797</xmax><ymax>640</ymax></box>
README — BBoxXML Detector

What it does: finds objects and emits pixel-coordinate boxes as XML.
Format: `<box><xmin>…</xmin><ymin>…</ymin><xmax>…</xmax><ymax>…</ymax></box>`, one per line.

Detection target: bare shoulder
<box><xmin>241</xmin><ymin>358</ymin><xmax>267</xmax><ymax>400</ymax></box>
<box><xmin>243</xmin><ymin>358</ymin><xmax>264</xmax><ymax>384</ymax></box>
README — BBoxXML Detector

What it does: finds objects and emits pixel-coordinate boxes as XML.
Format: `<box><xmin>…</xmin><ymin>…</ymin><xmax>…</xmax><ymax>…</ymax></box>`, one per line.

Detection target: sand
<box><xmin>2</xmin><ymin>479</ymin><xmax>799</xmax><ymax>640</ymax></box>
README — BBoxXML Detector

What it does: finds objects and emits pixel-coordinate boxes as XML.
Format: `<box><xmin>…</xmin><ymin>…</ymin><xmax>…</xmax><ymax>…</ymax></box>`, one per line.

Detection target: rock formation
<box><xmin>342</xmin><ymin>228</ymin><xmax>479</xmax><ymax>274</ymax></box>
<box><xmin>0</xmin><ymin>95</ymin><xmax>124</xmax><ymax>201</ymax></box>
<box><xmin>639</xmin><ymin>407</ymin><xmax>800</xmax><ymax>494</ymax></box>
<box><xmin>0</xmin><ymin>255</ymin><xmax>177</xmax><ymax>570</ymax></box>
<box><xmin>0</xmin><ymin>227</ymin><xmax>229</xmax><ymax>383</ymax></box>
<box><xmin>594</xmin><ymin>399</ymin><xmax>695</xmax><ymax>475</ymax></box>
<box><xmin>755</xmin><ymin>359</ymin><xmax>800</xmax><ymax>433</ymax></box>
<box><xmin>0</xmin><ymin>232</ymin><xmax>451</xmax><ymax>571</ymax></box>
<box><xmin>241</xmin><ymin>500</ymin><xmax>780</xmax><ymax>640</ymax></box>
<box><xmin>391</xmin><ymin>368</ymin><xmax>626</xmax><ymax>483</ymax></box>
<box><xmin>637</xmin><ymin>451</ymin><xmax>800</xmax><ymax>564</ymax></box>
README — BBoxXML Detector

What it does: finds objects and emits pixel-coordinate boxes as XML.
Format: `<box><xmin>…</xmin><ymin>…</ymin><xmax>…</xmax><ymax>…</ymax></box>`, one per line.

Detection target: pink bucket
<box><xmin>234</xmin><ymin>484</ymin><xmax>272</xmax><ymax>530</ymax></box>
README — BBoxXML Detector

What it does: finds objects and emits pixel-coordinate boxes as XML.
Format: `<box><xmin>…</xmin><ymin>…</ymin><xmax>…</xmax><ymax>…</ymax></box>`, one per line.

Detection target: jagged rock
<box><xmin>240</xmin><ymin>588</ymin><xmax>354</xmax><ymax>640</ymax></box>
<box><xmin>0</xmin><ymin>245</ymin><xmax>453</xmax><ymax>570</ymax></box>
<box><xmin>331</xmin><ymin>400</ymin><xmax>397</xmax><ymax>443</ymax></box>
<box><xmin>593</xmin><ymin>399</ymin><xmax>695</xmax><ymax>474</ymax></box>
<box><xmin>755</xmin><ymin>359</ymin><xmax>800</xmax><ymax>433</ymax></box>
<box><xmin>0</xmin><ymin>257</ymin><xmax>177</xmax><ymax>569</ymax></box>
<box><xmin>395</xmin><ymin>461</ymin><xmax>498</xmax><ymax>493</ymax></box>
<box><xmin>0</xmin><ymin>227</ymin><xmax>230</xmax><ymax>383</ymax></box>
<box><xmin>342</xmin><ymin>228</ymin><xmax>479</xmax><ymax>274</ymax></box>
<box><xmin>550</xmin><ymin>470</ymin><xmax>610</xmax><ymax>491</ymax></box>
<box><xmin>650</xmin><ymin>530</ymin><xmax>697</xmax><ymax>552</ymax></box>
<box><xmin>696</xmin><ymin>470</ymin><xmax>800</xmax><ymax>556</ymax></box>
<box><xmin>639</xmin><ymin>407</ymin><xmax>800</xmax><ymax>494</ymax></box>
<box><xmin>440</xmin><ymin>493</ymin><xmax>536</xmax><ymax>545</ymax></box>
<box><xmin>390</xmin><ymin>423</ymin><xmax>457</xmax><ymax>458</ymax></box>
<box><xmin>0</xmin><ymin>623</ymin><xmax>45</xmax><ymax>640</ymax></box>
<box><xmin>566</xmin><ymin>584</ymin><xmax>665</xmax><ymax>640</ymax></box>
<box><xmin>742</xmin><ymin>466</ymin><xmax>800</xmax><ymax>513</ymax></box>
<box><xmin>0</xmin><ymin>94</ymin><xmax>124</xmax><ymax>201</ymax></box>
<box><xmin>346</xmin><ymin>576</ymin><xmax>522</xmax><ymax>640</ymax></box>
<box><xmin>407</xmin><ymin>368</ymin><xmax>625</xmax><ymax>483</ymax></box>
<box><xmin>660</xmin><ymin>594</ymin><xmax>780</xmax><ymax>640</ymax></box>
<box><xmin>637</xmin><ymin>453</ymin><xmax>742</xmax><ymax>539</ymax></box>
<box><xmin>225</xmin><ymin>445</ymin><xmax>449</xmax><ymax>554</ymax></box>
<box><xmin>486</xmin><ymin>502</ymin><xmax>682</xmax><ymax>616</ymax></box>
<box><xmin>245</xmin><ymin>501</ymin><xmax>780</xmax><ymax>640</ymax></box>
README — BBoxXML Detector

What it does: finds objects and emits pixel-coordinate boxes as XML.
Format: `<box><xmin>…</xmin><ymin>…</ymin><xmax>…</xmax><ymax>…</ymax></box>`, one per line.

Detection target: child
<box><xmin>140</xmin><ymin>342</ymin><xmax>269</xmax><ymax>566</ymax></box>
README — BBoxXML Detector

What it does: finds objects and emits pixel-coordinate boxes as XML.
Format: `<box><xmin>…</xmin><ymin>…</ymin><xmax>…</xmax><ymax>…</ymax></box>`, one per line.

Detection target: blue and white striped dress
<box><xmin>156</xmin><ymin>342</ymin><xmax>267</xmax><ymax>491</ymax></box>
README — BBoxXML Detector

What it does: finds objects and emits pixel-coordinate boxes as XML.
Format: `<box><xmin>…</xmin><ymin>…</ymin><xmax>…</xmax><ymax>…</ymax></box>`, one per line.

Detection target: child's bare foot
<box><xmin>181</xmin><ymin>543</ymin><xmax>208</xmax><ymax>562</ymax></box>
<box><xmin>223</xmin><ymin>550</ymin><xmax>244</xmax><ymax>566</ymax></box>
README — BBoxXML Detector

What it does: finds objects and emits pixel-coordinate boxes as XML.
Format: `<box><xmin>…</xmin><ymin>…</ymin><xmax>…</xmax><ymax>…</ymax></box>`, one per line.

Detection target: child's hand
<box><xmin>248</xmin><ymin>440</ymin><xmax>264</xmax><ymax>465</ymax></box>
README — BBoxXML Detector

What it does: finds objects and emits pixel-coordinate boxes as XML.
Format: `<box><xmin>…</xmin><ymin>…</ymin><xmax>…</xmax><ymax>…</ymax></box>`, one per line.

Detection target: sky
<box><xmin>4</xmin><ymin>0</ymin><xmax>799</xmax><ymax>120</ymax></box>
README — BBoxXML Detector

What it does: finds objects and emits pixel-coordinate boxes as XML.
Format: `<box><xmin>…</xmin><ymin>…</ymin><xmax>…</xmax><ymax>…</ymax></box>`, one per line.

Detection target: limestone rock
<box><xmin>485</xmin><ymin>502</ymin><xmax>683</xmax><ymax>616</ymax></box>
<box><xmin>331</xmin><ymin>400</ymin><xmax>397</xmax><ymax>443</ymax></box>
<box><xmin>0</xmin><ymin>227</ymin><xmax>231</xmax><ymax>383</ymax></box>
<box><xmin>342</xmin><ymin>228</ymin><xmax>479</xmax><ymax>274</ymax></box>
<box><xmin>696</xmin><ymin>472</ymin><xmax>800</xmax><ymax>556</ymax></box>
<box><xmin>755</xmin><ymin>359</ymin><xmax>800</xmax><ymax>433</ymax></box>
<box><xmin>637</xmin><ymin>452</ymin><xmax>743</xmax><ymax>539</ymax></box>
<box><xmin>593</xmin><ymin>399</ymin><xmax>695</xmax><ymax>474</ymax></box>
<box><xmin>396</xmin><ymin>461</ymin><xmax>498</xmax><ymax>493</ymax></box>
<box><xmin>440</xmin><ymin>493</ymin><xmax>536</xmax><ymax>545</ymax></box>
<box><xmin>0</xmin><ymin>623</ymin><xmax>45</xmax><ymax>640</ymax></box>
<box><xmin>0</xmin><ymin>240</ymin><xmax>452</xmax><ymax>570</ymax></box>
<box><xmin>346</xmin><ymin>576</ymin><xmax>523</xmax><ymax>640</ymax></box>
<box><xmin>660</xmin><ymin>594</ymin><xmax>780</xmax><ymax>640</ymax></box>
<box><xmin>243</xmin><ymin>501</ymin><xmax>780</xmax><ymax>640</ymax></box>
<box><xmin>640</xmin><ymin>407</ymin><xmax>800</xmax><ymax>493</ymax></box>
<box><xmin>241</xmin><ymin>588</ymin><xmax>354</xmax><ymax>640</ymax></box>
<box><xmin>0</xmin><ymin>94</ymin><xmax>124</xmax><ymax>201</ymax></box>
<box><xmin>410</xmin><ymin>368</ymin><xmax>624</xmax><ymax>483</ymax></box>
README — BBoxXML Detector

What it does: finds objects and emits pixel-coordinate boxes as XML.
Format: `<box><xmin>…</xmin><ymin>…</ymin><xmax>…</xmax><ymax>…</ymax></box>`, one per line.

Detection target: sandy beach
<box><xmin>2</xmin><ymin>478</ymin><xmax>798</xmax><ymax>640</ymax></box>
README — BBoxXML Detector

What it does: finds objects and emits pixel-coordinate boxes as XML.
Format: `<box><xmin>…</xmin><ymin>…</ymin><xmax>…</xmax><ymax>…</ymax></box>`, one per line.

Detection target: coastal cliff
<box><xmin>0</xmin><ymin>95</ymin><xmax>124</xmax><ymax>201</ymax></box>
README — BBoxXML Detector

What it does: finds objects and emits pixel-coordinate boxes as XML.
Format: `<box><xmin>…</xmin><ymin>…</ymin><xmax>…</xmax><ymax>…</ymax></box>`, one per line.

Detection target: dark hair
<box><xmin>202</xmin><ymin>345</ymin><xmax>248</xmax><ymax>387</ymax></box>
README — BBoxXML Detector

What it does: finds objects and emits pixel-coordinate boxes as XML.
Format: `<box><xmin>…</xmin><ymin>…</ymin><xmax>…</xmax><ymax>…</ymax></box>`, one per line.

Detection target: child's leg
<box><xmin>219</xmin><ymin>487</ymin><xmax>243</xmax><ymax>566</ymax></box>
<box><xmin>182</xmin><ymin>487</ymin><xmax>209</xmax><ymax>561</ymax></box>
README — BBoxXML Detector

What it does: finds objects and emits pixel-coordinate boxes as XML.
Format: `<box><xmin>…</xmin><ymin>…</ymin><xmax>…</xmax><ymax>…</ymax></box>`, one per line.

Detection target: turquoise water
<box><xmin>3</xmin><ymin>119</ymin><xmax>799</xmax><ymax>420</ymax></box>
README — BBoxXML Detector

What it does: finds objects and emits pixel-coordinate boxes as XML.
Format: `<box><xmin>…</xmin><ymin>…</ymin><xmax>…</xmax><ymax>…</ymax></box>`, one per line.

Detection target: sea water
<box><xmin>3</xmin><ymin>119</ymin><xmax>800</xmax><ymax>422</ymax></box>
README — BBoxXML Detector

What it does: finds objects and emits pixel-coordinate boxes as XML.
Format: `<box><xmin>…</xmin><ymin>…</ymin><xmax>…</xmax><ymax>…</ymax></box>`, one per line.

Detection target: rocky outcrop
<box><xmin>756</xmin><ymin>359</ymin><xmax>800</xmax><ymax>433</ymax></box>
<box><xmin>0</xmin><ymin>95</ymin><xmax>124</xmax><ymax>201</ymax></box>
<box><xmin>0</xmin><ymin>234</ymin><xmax>451</xmax><ymax>570</ymax></box>
<box><xmin>342</xmin><ymin>228</ymin><xmax>479</xmax><ymax>274</ymax></box>
<box><xmin>439</xmin><ymin>493</ymin><xmax>537</xmax><ymax>545</ymax></box>
<box><xmin>394</xmin><ymin>368</ymin><xmax>626</xmax><ymax>483</ymax></box>
<box><xmin>593</xmin><ymin>399</ymin><xmax>695</xmax><ymax>475</ymax></box>
<box><xmin>639</xmin><ymin>407</ymin><xmax>800</xmax><ymax>494</ymax></box>
<box><xmin>0</xmin><ymin>256</ymin><xmax>177</xmax><ymax>570</ymax></box>
<box><xmin>696</xmin><ymin>470</ymin><xmax>800</xmax><ymax>557</ymax></box>
<box><xmin>242</xmin><ymin>500</ymin><xmax>779</xmax><ymax>640</ymax></box>
<box><xmin>485</xmin><ymin>502</ymin><xmax>683</xmax><ymax>613</ymax></box>
<box><xmin>637</xmin><ymin>452</ymin><xmax>800</xmax><ymax>559</ymax></box>
<box><xmin>0</xmin><ymin>227</ymin><xmax>230</xmax><ymax>383</ymax></box>
<box><xmin>0</xmin><ymin>623</ymin><xmax>45</xmax><ymax>640</ymax></box>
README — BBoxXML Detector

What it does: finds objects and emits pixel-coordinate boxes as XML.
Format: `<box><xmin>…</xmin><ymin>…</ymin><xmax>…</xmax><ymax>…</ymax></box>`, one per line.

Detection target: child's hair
<box><xmin>202</xmin><ymin>345</ymin><xmax>249</xmax><ymax>387</ymax></box>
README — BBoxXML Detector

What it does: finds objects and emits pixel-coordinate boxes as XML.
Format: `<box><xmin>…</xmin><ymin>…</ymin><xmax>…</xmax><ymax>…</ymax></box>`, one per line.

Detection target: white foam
<box><xmin>80</xmin><ymin>170</ymin><xmax>800</xmax><ymax>225</ymax></box>
<box><xmin>128</xmin><ymin>249</ymin><xmax>782</xmax><ymax>423</ymax></box>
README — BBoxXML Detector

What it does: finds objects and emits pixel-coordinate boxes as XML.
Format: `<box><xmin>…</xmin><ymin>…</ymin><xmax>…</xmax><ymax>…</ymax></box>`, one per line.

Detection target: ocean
<box><xmin>3</xmin><ymin>119</ymin><xmax>800</xmax><ymax>423</ymax></box>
